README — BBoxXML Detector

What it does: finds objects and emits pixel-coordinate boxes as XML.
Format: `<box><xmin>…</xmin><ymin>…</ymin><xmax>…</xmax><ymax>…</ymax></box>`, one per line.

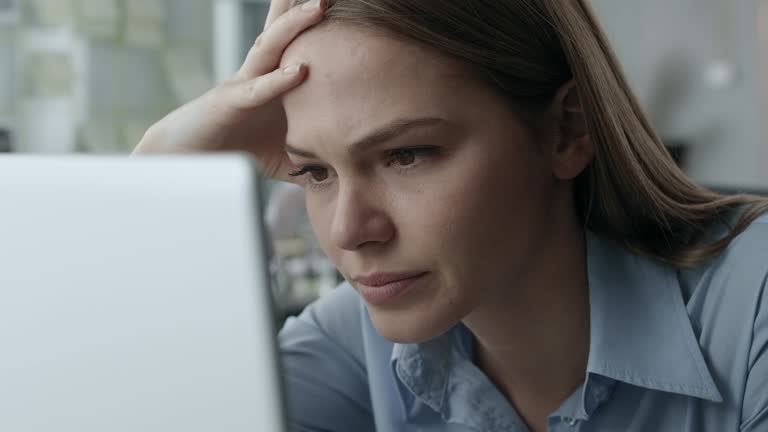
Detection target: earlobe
<box><xmin>552</xmin><ymin>134</ymin><xmax>594</xmax><ymax>180</ymax></box>
<box><xmin>549</xmin><ymin>80</ymin><xmax>594</xmax><ymax>180</ymax></box>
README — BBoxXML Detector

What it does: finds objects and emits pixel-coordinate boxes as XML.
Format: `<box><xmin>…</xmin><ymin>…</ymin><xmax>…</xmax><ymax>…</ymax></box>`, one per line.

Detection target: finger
<box><xmin>236</xmin><ymin>0</ymin><xmax>324</xmax><ymax>79</ymax></box>
<box><xmin>228</xmin><ymin>63</ymin><xmax>308</xmax><ymax>109</ymax></box>
<box><xmin>264</xmin><ymin>0</ymin><xmax>293</xmax><ymax>30</ymax></box>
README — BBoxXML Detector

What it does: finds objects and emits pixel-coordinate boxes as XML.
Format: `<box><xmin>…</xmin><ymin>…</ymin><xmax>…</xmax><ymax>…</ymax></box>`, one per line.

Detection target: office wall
<box><xmin>3</xmin><ymin>0</ymin><xmax>767</xmax><ymax>185</ymax></box>
<box><xmin>592</xmin><ymin>0</ymin><xmax>767</xmax><ymax>188</ymax></box>
<box><xmin>82</xmin><ymin>0</ymin><xmax>213</xmax><ymax>151</ymax></box>
<box><xmin>0</xmin><ymin>0</ymin><xmax>213</xmax><ymax>153</ymax></box>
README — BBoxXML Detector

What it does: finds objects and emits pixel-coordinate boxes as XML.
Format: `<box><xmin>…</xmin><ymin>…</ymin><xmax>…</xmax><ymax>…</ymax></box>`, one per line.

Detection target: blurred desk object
<box><xmin>0</xmin><ymin>128</ymin><xmax>12</xmax><ymax>152</ymax></box>
<box><xmin>664</xmin><ymin>139</ymin><xmax>688</xmax><ymax>168</ymax></box>
<box><xmin>266</xmin><ymin>182</ymin><xmax>341</xmax><ymax>321</ymax></box>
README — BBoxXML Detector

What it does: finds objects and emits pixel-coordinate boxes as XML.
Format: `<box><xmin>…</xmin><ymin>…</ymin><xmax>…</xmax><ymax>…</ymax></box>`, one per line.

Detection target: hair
<box><xmin>292</xmin><ymin>0</ymin><xmax>768</xmax><ymax>267</ymax></box>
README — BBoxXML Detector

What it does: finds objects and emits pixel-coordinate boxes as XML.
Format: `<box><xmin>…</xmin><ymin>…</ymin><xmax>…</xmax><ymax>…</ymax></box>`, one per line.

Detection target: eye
<box><xmin>388</xmin><ymin>149</ymin><xmax>417</xmax><ymax>166</ymax></box>
<box><xmin>289</xmin><ymin>166</ymin><xmax>329</xmax><ymax>182</ymax></box>
<box><xmin>385</xmin><ymin>147</ymin><xmax>437</xmax><ymax>168</ymax></box>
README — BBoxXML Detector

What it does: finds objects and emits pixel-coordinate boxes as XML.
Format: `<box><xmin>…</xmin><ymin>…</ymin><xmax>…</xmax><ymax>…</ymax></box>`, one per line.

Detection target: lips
<box><xmin>353</xmin><ymin>271</ymin><xmax>425</xmax><ymax>287</ymax></box>
<box><xmin>352</xmin><ymin>271</ymin><xmax>427</xmax><ymax>305</ymax></box>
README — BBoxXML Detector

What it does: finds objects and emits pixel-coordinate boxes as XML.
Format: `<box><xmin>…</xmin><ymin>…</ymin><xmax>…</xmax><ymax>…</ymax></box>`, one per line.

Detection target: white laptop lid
<box><xmin>0</xmin><ymin>155</ymin><xmax>286</xmax><ymax>432</ymax></box>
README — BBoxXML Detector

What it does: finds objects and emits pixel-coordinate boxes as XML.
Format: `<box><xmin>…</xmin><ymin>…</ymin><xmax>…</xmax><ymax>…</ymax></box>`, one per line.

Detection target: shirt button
<box><xmin>563</xmin><ymin>416</ymin><xmax>578</xmax><ymax>426</ymax></box>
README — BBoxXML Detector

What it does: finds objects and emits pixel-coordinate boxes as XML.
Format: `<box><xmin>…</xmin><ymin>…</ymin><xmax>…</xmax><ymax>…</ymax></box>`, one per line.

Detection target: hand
<box><xmin>132</xmin><ymin>0</ymin><xmax>324</xmax><ymax>181</ymax></box>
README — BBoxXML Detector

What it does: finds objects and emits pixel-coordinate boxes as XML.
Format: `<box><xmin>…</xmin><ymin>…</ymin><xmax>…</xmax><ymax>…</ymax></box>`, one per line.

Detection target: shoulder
<box><xmin>723</xmin><ymin>211</ymin><xmax>768</xmax><ymax>253</ymax></box>
<box><xmin>675</xmin><ymin>212</ymin><xmax>768</xmax><ymax>422</ymax></box>
<box><xmin>712</xmin><ymin>212</ymin><xmax>768</xmax><ymax>282</ymax></box>
<box><xmin>277</xmin><ymin>284</ymin><xmax>381</xmax><ymax>430</ymax></box>
<box><xmin>729</xmin><ymin>214</ymin><xmax>768</xmax><ymax>429</ymax></box>
<box><xmin>695</xmin><ymin>210</ymin><xmax>768</xmax><ymax>288</ymax></box>
<box><xmin>278</xmin><ymin>282</ymin><xmax>368</xmax><ymax>364</ymax></box>
<box><xmin>682</xmin><ymin>210</ymin><xmax>768</xmax><ymax>340</ymax></box>
<box><xmin>680</xmin><ymin>211</ymin><xmax>768</xmax><ymax>338</ymax></box>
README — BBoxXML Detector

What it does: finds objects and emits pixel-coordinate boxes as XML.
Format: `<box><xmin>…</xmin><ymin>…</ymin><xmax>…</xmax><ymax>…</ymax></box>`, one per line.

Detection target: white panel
<box><xmin>0</xmin><ymin>155</ymin><xmax>285</xmax><ymax>432</ymax></box>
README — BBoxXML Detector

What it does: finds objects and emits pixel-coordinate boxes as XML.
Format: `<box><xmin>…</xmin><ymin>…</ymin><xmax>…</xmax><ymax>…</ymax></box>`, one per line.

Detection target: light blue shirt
<box><xmin>278</xmin><ymin>213</ymin><xmax>768</xmax><ymax>431</ymax></box>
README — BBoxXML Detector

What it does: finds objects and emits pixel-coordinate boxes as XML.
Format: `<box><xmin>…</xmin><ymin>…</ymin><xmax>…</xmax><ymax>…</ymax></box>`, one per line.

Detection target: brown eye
<box><xmin>391</xmin><ymin>149</ymin><xmax>416</xmax><ymax>166</ymax></box>
<box><xmin>309</xmin><ymin>167</ymin><xmax>329</xmax><ymax>182</ymax></box>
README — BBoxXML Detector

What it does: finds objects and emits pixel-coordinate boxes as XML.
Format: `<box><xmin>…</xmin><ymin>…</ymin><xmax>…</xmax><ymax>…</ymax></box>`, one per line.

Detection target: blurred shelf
<box><xmin>0</xmin><ymin>115</ymin><xmax>14</xmax><ymax>128</ymax></box>
<box><xmin>0</xmin><ymin>0</ymin><xmax>20</xmax><ymax>26</ymax></box>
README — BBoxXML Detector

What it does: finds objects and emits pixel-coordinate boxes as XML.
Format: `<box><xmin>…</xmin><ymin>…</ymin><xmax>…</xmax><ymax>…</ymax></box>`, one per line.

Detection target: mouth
<box><xmin>352</xmin><ymin>271</ymin><xmax>428</xmax><ymax>306</ymax></box>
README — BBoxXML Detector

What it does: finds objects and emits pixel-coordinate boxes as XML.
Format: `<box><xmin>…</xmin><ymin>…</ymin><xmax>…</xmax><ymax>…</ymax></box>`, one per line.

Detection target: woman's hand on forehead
<box><xmin>265</xmin><ymin>0</ymin><xmax>294</xmax><ymax>30</ymax></box>
<box><xmin>133</xmin><ymin>0</ymin><xmax>325</xmax><ymax>183</ymax></box>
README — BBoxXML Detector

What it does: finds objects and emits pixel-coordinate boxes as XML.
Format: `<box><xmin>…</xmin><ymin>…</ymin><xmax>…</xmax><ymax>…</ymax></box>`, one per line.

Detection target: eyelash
<box><xmin>288</xmin><ymin>166</ymin><xmax>330</xmax><ymax>190</ymax></box>
<box><xmin>289</xmin><ymin>146</ymin><xmax>438</xmax><ymax>190</ymax></box>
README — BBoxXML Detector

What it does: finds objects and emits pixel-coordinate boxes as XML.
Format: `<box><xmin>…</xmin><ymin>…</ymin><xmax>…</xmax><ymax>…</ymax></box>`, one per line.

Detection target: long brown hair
<box><xmin>293</xmin><ymin>0</ymin><xmax>768</xmax><ymax>266</ymax></box>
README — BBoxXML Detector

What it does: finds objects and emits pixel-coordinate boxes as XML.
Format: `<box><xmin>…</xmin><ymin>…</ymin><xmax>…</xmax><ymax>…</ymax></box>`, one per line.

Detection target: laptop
<box><xmin>0</xmin><ymin>154</ymin><xmax>287</xmax><ymax>432</ymax></box>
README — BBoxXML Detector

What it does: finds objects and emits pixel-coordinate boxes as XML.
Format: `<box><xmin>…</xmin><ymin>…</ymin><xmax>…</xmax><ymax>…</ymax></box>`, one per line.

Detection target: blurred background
<box><xmin>0</xmin><ymin>0</ymin><xmax>766</xmax><ymax>316</ymax></box>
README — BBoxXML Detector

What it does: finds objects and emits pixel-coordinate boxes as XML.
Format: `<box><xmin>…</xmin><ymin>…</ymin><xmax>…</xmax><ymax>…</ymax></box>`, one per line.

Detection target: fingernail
<box><xmin>301</xmin><ymin>0</ymin><xmax>321</xmax><ymax>11</ymax></box>
<box><xmin>282</xmin><ymin>63</ymin><xmax>302</xmax><ymax>75</ymax></box>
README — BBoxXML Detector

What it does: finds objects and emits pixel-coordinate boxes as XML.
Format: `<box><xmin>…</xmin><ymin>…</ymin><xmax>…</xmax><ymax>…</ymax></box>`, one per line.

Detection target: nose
<box><xmin>330</xmin><ymin>182</ymin><xmax>395</xmax><ymax>251</ymax></box>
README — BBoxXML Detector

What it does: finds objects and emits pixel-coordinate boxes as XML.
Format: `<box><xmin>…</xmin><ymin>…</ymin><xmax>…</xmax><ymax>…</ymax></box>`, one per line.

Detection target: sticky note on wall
<box><xmin>124</xmin><ymin>0</ymin><xmax>166</xmax><ymax>22</ymax></box>
<box><xmin>29</xmin><ymin>0</ymin><xmax>75</xmax><ymax>27</ymax></box>
<box><xmin>75</xmin><ymin>0</ymin><xmax>120</xmax><ymax>40</ymax></box>
<box><xmin>24</xmin><ymin>52</ymin><xmax>74</xmax><ymax>98</ymax></box>
<box><xmin>123</xmin><ymin>0</ymin><xmax>166</xmax><ymax>48</ymax></box>
<box><xmin>123</xmin><ymin>20</ymin><xmax>165</xmax><ymax>47</ymax></box>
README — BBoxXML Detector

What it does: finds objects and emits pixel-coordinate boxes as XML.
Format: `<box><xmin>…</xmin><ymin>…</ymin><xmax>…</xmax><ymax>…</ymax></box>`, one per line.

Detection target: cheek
<box><xmin>304</xmin><ymin>194</ymin><xmax>338</xmax><ymax>257</ymax></box>
<box><xmin>404</xmin><ymin>143</ymin><xmax>553</xmax><ymax>282</ymax></box>
<box><xmin>415</xmin><ymin>154</ymin><xmax>543</xmax><ymax>242</ymax></box>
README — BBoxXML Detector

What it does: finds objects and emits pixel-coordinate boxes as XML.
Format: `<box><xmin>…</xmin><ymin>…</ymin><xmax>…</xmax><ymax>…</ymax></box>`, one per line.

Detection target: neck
<box><xmin>462</xmin><ymin>213</ymin><xmax>590</xmax><ymax>432</ymax></box>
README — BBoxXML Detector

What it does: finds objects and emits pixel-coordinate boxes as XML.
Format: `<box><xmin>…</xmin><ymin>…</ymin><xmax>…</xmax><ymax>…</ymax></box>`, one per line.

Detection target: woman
<box><xmin>134</xmin><ymin>0</ymin><xmax>768</xmax><ymax>430</ymax></box>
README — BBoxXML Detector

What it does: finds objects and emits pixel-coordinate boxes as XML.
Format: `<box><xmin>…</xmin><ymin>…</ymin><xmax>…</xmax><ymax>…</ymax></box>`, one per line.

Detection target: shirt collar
<box><xmin>390</xmin><ymin>326</ymin><xmax>529</xmax><ymax>430</ymax></box>
<box><xmin>585</xmin><ymin>231</ymin><xmax>722</xmax><ymax>402</ymax></box>
<box><xmin>390</xmin><ymin>231</ymin><xmax>723</xmax><ymax>423</ymax></box>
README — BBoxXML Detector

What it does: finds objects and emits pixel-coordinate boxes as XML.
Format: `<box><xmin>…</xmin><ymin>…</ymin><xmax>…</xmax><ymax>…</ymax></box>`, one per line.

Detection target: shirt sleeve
<box><xmin>278</xmin><ymin>283</ymin><xmax>376</xmax><ymax>432</ymax></box>
<box><xmin>740</xmin><ymin>270</ymin><xmax>768</xmax><ymax>431</ymax></box>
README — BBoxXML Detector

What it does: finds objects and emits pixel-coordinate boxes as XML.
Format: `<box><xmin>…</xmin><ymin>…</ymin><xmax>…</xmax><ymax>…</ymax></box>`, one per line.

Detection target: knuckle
<box><xmin>246</xmin><ymin>35</ymin><xmax>267</xmax><ymax>62</ymax></box>
<box><xmin>245</xmin><ymin>81</ymin><xmax>262</xmax><ymax>99</ymax></box>
<box><xmin>253</xmin><ymin>33</ymin><xmax>264</xmax><ymax>48</ymax></box>
<box><xmin>249</xmin><ymin>32</ymin><xmax>279</xmax><ymax>61</ymax></box>
<box><xmin>204</xmin><ymin>84</ymin><xmax>227</xmax><ymax>102</ymax></box>
<box><xmin>285</xmin><ymin>4</ymin><xmax>300</xmax><ymax>18</ymax></box>
<box><xmin>276</xmin><ymin>0</ymin><xmax>294</xmax><ymax>9</ymax></box>
<box><xmin>200</xmin><ymin>85</ymin><xmax>232</xmax><ymax>109</ymax></box>
<box><xmin>244</xmin><ymin>78</ymin><xmax>273</xmax><ymax>104</ymax></box>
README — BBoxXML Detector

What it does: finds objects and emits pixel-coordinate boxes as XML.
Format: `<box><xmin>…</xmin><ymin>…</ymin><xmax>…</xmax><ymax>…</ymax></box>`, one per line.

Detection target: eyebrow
<box><xmin>284</xmin><ymin>117</ymin><xmax>447</xmax><ymax>159</ymax></box>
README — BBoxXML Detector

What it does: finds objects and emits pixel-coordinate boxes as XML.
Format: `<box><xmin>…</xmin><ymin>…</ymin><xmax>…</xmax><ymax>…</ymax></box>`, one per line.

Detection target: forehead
<box><xmin>280</xmin><ymin>24</ymin><xmax>481</xmax><ymax>148</ymax></box>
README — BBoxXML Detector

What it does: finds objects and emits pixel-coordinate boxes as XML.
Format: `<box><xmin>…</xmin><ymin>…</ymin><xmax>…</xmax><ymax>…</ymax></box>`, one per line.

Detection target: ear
<box><xmin>548</xmin><ymin>80</ymin><xmax>594</xmax><ymax>180</ymax></box>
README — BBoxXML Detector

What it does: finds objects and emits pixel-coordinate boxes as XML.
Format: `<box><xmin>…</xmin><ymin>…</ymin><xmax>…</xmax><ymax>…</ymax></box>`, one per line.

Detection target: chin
<box><xmin>366</xmin><ymin>302</ymin><xmax>466</xmax><ymax>344</ymax></box>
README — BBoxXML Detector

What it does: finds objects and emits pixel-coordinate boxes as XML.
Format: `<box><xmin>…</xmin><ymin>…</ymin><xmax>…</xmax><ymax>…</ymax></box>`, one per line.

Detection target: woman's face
<box><xmin>281</xmin><ymin>25</ymin><xmax>563</xmax><ymax>343</ymax></box>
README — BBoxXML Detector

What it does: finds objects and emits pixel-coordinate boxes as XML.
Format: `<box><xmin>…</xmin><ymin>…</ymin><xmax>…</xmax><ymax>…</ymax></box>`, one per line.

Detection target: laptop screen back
<box><xmin>0</xmin><ymin>155</ymin><xmax>286</xmax><ymax>432</ymax></box>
